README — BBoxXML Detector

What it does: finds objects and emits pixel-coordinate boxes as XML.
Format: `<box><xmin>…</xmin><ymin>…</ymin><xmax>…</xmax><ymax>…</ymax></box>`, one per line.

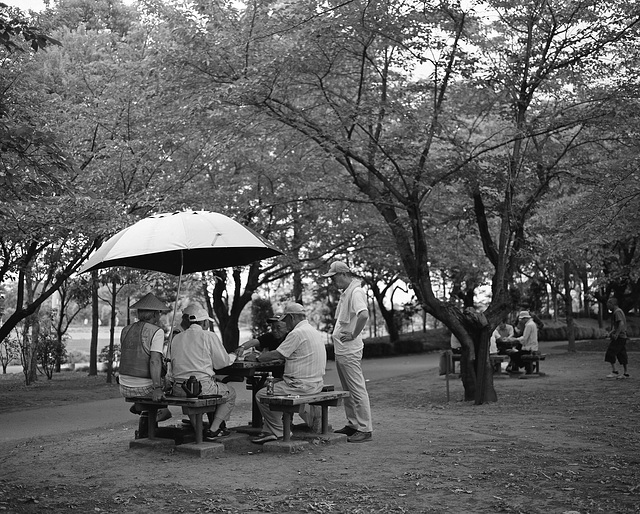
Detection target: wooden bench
<box><xmin>125</xmin><ymin>395</ymin><xmax>224</xmax><ymax>444</ymax></box>
<box><xmin>259</xmin><ymin>386</ymin><xmax>350</xmax><ymax>442</ymax></box>
<box><xmin>449</xmin><ymin>353</ymin><xmax>507</xmax><ymax>374</ymax></box>
<box><xmin>519</xmin><ymin>352</ymin><xmax>547</xmax><ymax>374</ymax></box>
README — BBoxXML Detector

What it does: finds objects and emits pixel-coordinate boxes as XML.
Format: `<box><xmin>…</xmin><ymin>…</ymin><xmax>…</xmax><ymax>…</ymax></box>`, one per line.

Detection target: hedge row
<box><xmin>540</xmin><ymin>324</ymin><xmax>640</xmax><ymax>341</ymax></box>
<box><xmin>326</xmin><ymin>323</ymin><xmax>639</xmax><ymax>359</ymax></box>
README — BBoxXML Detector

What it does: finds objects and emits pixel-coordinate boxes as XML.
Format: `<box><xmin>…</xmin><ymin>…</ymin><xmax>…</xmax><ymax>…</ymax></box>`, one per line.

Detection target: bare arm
<box><xmin>149</xmin><ymin>351</ymin><xmax>164</xmax><ymax>401</ymax></box>
<box><xmin>234</xmin><ymin>338</ymin><xmax>260</xmax><ymax>355</ymax></box>
<box><xmin>256</xmin><ymin>349</ymin><xmax>284</xmax><ymax>362</ymax></box>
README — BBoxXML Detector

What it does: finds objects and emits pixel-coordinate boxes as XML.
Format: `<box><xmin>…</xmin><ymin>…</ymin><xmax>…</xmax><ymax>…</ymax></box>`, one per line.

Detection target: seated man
<box><xmin>507</xmin><ymin>311</ymin><xmax>539</xmax><ymax>374</ymax></box>
<box><xmin>450</xmin><ymin>333</ymin><xmax>462</xmax><ymax>355</ymax></box>
<box><xmin>119</xmin><ymin>293</ymin><xmax>172</xmax><ymax>431</ymax></box>
<box><xmin>170</xmin><ymin>305</ymin><xmax>237</xmax><ymax>441</ymax></box>
<box><xmin>235</xmin><ymin>315</ymin><xmax>287</xmax><ymax>360</ymax></box>
<box><xmin>171</xmin><ymin>303</ymin><xmax>202</xmax><ymax>338</ymax></box>
<box><xmin>490</xmin><ymin>318</ymin><xmax>515</xmax><ymax>355</ymax></box>
<box><xmin>251</xmin><ymin>303</ymin><xmax>327</xmax><ymax>444</ymax></box>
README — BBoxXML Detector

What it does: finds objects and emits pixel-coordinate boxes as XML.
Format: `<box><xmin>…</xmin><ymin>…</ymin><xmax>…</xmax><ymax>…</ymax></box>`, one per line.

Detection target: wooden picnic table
<box><xmin>216</xmin><ymin>359</ymin><xmax>285</xmax><ymax>428</ymax></box>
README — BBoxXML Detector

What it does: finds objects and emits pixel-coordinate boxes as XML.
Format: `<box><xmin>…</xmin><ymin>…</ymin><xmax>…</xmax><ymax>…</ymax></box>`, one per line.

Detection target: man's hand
<box><xmin>151</xmin><ymin>388</ymin><xmax>163</xmax><ymax>401</ymax></box>
<box><xmin>339</xmin><ymin>332</ymin><xmax>354</xmax><ymax>342</ymax></box>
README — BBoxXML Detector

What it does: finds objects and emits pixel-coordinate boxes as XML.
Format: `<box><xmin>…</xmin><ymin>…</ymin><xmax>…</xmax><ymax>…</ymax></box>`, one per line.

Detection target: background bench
<box><xmin>259</xmin><ymin>386</ymin><xmax>350</xmax><ymax>442</ymax></box>
<box><xmin>125</xmin><ymin>396</ymin><xmax>224</xmax><ymax>443</ymax></box>
<box><xmin>520</xmin><ymin>352</ymin><xmax>547</xmax><ymax>374</ymax></box>
<box><xmin>449</xmin><ymin>353</ymin><xmax>507</xmax><ymax>374</ymax></box>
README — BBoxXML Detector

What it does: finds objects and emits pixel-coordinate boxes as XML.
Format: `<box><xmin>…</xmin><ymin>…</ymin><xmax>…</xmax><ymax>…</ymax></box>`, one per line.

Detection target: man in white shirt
<box><xmin>170</xmin><ymin>305</ymin><xmax>237</xmax><ymax>441</ymax></box>
<box><xmin>508</xmin><ymin>311</ymin><xmax>539</xmax><ymax>374</ymax></box>
<box><xmin>252</xmin><ymin>303</ymin><xmax>327</xmax><ymax>444</ymax></box>
<box><xmin>323</xmin><ymin>261</ymin><xmax>372</xmax><ymax>443</ymax></box>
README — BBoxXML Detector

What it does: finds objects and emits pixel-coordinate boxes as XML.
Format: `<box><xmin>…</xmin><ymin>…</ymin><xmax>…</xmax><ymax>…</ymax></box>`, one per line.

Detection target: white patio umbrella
<box><xmin>79</xmin><ymin>210</ymin><xmax>282</xmax><ymax>276</ymax></box>
<box><xmin>78</xmin><ymin>210</ymin><xmax>283</xmax><ymax>358</ymax></box>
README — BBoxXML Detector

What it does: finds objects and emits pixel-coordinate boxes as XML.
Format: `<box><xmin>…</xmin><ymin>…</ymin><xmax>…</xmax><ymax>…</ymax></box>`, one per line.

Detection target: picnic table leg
<box><xmin>282</xmin><ymin>412</ymin><xmax>292</xmax><ymax>442</ymax></box>
<box><xmin>194</xmin><ymin>414</ymin><xmax>203</xmax><ymax>444</ymax></box>
<box><xmin>320</xmin><ymin>405</ymin><xmax>329</xmax><ymax>434</ymax></box>
<box><xmin>147</xmin><ymin>407</ymin><xmax>158</xmax><ymax>439</ymax></box>
<box><xmin>249</xmin><ymin>376</ymin><xmax>266</xmax><ymax>428</ymax></box>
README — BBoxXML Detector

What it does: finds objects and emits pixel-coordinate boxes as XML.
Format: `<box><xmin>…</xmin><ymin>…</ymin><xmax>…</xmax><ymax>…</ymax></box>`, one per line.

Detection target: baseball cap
<box><xmin>182</xmin><ymin>303</ymin><xmax>203</xmax><ymax>317</ymax></box>
<box><xmin>518</xmin><ymin>310</ymin><xmax>532</xmax><ymax>319</ymax></box>
<box><xmin>188</xmin><ymin>306</ymin><xmax>214</xmax><ymax>322</ymax></box>
<box><xmin>322</xmin><ymin>261</ymin><xmax>351</xmax><ymax>277</ymax></box>
<box><xmin>274</xmin><ymin>303</ymin><xmax>306</xmax><ymax>321</ymax></box>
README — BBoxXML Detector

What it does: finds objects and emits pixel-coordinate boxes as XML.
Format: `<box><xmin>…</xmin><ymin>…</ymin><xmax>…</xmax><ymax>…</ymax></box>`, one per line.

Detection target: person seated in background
<box><xmin>507</xmin><ymin>311</ymin><xmax>539</xmax><ymax>374</ymax></box>
<box><xmin>491</xmin><ymin>318</ymin><xmax>515</xmax><ymax>355</ymax></box>
<box><xmin>170</xmin><ymin>305</ymin><xmax>237</xmax><ymax>441</ymax></box>
<box><xmin>450</xmin><ymin>333</ymin><xmax>462</xmax><ymax>355</ymax></box>
<box><xmin>251</xmin><ymin>303</ymin><xmax>327</xmax><ymax>444</ymax></box>
<box><xmin>235</xmin><ymin>316</ymin><xmax>287</xmax><ymax>361</ymax></box>
<box><xmin>119</xmin><ymin>293</ymin><xmax>172</xmax><ymax>431</ymax></box>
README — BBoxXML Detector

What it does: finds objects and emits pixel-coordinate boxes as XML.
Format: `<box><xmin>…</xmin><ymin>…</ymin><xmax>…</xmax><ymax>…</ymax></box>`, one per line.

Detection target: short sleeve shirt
<box><xmin>170</xmin><ymin>324</ymin><xmax>235</xmax><ymax>381</ymax></box>
<box><xmin>332</xmin><ymin>279</ymin><xmax>368</xmax><ymax>356</ymax></box>
<box><xmin>611</xmin><ymin>308</ymin><xmax>628</xmax><ymax>339</ymax></box>
<box><xmin>277</xmin><ymin>320</ymin><xmax>326</xmax><ymax>387</ymax></box>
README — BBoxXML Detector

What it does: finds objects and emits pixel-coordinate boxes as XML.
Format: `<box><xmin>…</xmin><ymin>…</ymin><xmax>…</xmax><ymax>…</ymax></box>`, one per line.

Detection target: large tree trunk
<box><xmin>209</xmin><ymin>268</ymin><xmax>256</xmax><ymax>352</ymax></box>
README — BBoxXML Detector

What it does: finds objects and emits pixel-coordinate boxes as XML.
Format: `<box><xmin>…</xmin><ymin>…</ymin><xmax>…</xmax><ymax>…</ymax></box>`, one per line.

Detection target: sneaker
<box><xmin>251</xmin><ymin>433</ymin><xmax>280</xmax><ymax>444</ymax></box>
<box><xmin>606</xmin><ymin>371</ymin><xmax>619</xmax><ymax>378</ymax></box>
<box><xmin>203</xmin><ymin>427</ymin><xmax>231</xmax><ymax>441</ymax></box>
<box><xmin>347</xmin><ymin>431</ymin><xmax>372</xmax><ymax>443</ymax></box>
<box><xmin>617</xmin><ymin>373</ymin><xmax>630</xmax><ymax>379</ymax></box>
<box><xmin>334</xmin><ymin>426</ymin><xmax>357</xmax><ymax>436</ymax></box>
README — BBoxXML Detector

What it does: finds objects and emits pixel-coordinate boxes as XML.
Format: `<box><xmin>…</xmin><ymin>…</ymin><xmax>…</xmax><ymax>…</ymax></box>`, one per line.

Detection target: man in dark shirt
<box><xmin>236</xmin><ymin>317</ymin><xmax>287</xmax><ymax>357</ymax></box>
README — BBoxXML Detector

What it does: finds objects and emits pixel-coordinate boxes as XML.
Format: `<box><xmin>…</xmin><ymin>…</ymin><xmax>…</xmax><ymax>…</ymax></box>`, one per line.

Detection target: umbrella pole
<box><xmin>166</xmin><ymin>254</ymin><xmax>184</xmax><ymax>379</ymax></box>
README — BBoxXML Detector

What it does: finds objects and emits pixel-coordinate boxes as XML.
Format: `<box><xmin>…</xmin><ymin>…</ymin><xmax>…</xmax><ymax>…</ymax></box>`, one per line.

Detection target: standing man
<box><xmin>605</xmin><ymin>297</ymin><xmax>629</xmax><ymax>379</ymax></box>
<box><xmin>119</xmin><ymin>292</ymin><xmax>172</xmax><ymax>428</ymax></box>
<box><xmin>507</xmin><ymin>311</ymin><xmax>539</xmax><ymax>375</ymax></box>
<box><xmin>322</xmin><ymin>261</ymin><xmax>372</xmax><ymax>443</ymax></box>
<box><xmin>252</xmin><ymin>303</ymin><xmax>327</xmax><ymax>444</ymax></box>
<box><xmin>170</xmin><ymin>305</ymin><xmax>238</xmax><ymax>440</ymax></box>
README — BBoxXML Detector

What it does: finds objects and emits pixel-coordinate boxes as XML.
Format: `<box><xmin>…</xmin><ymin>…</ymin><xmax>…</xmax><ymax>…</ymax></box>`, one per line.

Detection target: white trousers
<box><xmin>256</xmin><ymin>379</ymin><xmax>322</xmax><ymax>438</ymax></box>
<box><xmin>336</xmin><ymin>351</ymin><xmax>372</xmax><ymax>433</ymax></box>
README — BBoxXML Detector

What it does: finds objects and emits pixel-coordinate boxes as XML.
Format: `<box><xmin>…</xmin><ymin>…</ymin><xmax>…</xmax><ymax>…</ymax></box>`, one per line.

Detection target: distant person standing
<box><xmin>605</xmin><ymin>298</ymin><xmax>629</xmax><ymax>379</ymax></box>
<box><xmin>323</xmin><ymin>261</ymin><xmax>372</xmax><ymax>443</ymax></box>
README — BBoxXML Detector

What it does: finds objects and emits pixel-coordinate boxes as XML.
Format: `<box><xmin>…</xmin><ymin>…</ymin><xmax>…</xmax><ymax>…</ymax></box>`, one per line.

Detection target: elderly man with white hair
<box><xmin>251</xmin><ymin>303</ymin><xmax>327</xmax><ymax>444</ymax></box>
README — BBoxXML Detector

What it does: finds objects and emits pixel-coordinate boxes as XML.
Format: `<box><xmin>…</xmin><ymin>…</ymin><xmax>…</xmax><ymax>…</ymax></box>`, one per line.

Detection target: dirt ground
<box><xmin>1</xmin><ymin>349</ymin><xmax>639</xmax><ymax>514</ymax></box>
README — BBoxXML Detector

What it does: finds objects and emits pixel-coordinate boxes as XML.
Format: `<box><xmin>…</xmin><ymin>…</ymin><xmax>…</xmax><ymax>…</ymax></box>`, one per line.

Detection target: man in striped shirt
<box><xmin>252</xmin><ymin>303</ymin><xmax>327</xmax><ymax>444</ymax></box>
